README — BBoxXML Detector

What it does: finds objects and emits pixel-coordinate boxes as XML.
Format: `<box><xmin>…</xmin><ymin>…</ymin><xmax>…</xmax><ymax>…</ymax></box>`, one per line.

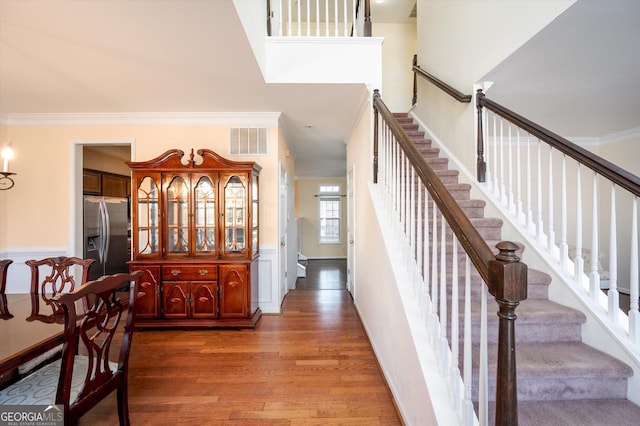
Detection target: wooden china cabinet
<box><xmin>127</xmin><ymin>149</ymin><xmax>261</xmax><ymax>328</ymax></box>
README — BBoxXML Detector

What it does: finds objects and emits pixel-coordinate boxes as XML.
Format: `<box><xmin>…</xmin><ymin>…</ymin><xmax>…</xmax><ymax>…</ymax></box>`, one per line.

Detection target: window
<box><xmin>318</xmin><ymin>184</ymin><xmax>341</xmax><ymax>244</ymax></box>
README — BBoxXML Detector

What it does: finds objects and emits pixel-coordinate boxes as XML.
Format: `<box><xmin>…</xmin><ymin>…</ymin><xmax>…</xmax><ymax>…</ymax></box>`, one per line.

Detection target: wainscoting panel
<box><xmin>258</xmin><ymin>245</ymin><xmax>281</xmax><ymax>314</ymax></box>
<box><xmin>0</xmin><ymin>247</ymin><xmax>69</xmax><ymax>293</ymax></box>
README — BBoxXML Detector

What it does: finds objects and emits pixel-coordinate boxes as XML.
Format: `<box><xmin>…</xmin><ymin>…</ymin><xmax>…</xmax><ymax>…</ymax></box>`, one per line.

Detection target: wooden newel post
<box><xmin>476</xmin><ymin>89</ymin><xmax>487</xmax><ymax>182</ymax></box>
<box><xmin>412</xmin><ymin>55</ymin><xmax>418</xmax><ymax>106</ymax></box>
<box><xmin>488</xmin><ymin>241</ymin><xmax>527</xmax><ymax>426</ymax></box>
<box><xmin>373</xmin><ymin>89</ymin><xmax>380</xmax><ymax>184</ymax></box>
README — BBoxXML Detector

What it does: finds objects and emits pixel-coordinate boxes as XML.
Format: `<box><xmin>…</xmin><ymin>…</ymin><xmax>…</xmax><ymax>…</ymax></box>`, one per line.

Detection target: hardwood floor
<box><xmin>80</xmin><ymin>260</ymin><xmax>401</xmax><ymax>425</ymax></box>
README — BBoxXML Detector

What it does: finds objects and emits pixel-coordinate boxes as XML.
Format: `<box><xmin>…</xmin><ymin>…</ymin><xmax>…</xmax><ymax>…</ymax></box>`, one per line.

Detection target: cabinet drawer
<box><xmin>162</xmin><ymin>265</ymin><xmax>218</xmax><ymax>280</ymax></box>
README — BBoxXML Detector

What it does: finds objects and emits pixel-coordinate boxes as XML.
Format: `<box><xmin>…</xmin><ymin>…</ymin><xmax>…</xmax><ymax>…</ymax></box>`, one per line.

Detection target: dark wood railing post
<box><xmin>373</xmin><ymin>89</ymin><xmax>380</xmax><ymax>183</ymax></box>
<box><xmin>488</xmin><ymin>241</ymin><xmax>528</xmax><ymax>426</ymax></box>
<box><xmin>266</xmin><ymin>0</ymin><xmax>272</xmax><ymax>36</ymax></box>
<box><xmin>476</xmin><ymin>89</ymin><xmax>487</xmax><ymax>182</ymax></box>
<box><xmin>364</xmin><ymin>0</ymin><xmax>372</xmax><ymax>37</ymax></box>
<box><xmin>412</xmin><ymin>55</ymin><xmax>418</xmax><ymax>106</ymax></box>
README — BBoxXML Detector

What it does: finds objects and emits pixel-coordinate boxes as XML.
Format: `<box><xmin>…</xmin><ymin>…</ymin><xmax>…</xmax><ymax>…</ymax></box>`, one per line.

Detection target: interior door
<box><xmin>347</xmin><ymin>166</ymin><xmax>355</xmax><ymax>297</ymax></box>
<box><xmin>279</xmin><ymin>164</ymin><xmax>288</xmax><ymax>302</ymax></box>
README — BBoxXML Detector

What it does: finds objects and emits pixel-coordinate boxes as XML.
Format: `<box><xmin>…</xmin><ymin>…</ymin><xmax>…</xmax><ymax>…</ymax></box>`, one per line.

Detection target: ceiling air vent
<box><xmin>229</xmin><ymin>127</ymin><xmax>269</xmax><ymax>155</ymax></box>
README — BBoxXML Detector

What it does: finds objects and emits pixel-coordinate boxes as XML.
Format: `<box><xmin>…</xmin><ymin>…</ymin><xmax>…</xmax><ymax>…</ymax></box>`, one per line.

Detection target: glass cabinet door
<box><xmin>166</xmin><ymin>175</ymin><xmax>190</xmax><ymax>255</ymax></box>
<box><xmin>194</xmin><ymin>175</ymin><xmax>216</xmax><ymax>255</ymax></box>
<box><xmin>252</xmin><ymin>173</ymin><xmax>259</xmax><ymax>256</ymax></box>
<box><xmin>223</xmin><ymin>175</ymin><xmax>246</xmax><ymax>254</ymax></box>
<box><xmin>136</xmin><ymin>176</ymin><xmax>160</xmax><ymax>256</ymax></box>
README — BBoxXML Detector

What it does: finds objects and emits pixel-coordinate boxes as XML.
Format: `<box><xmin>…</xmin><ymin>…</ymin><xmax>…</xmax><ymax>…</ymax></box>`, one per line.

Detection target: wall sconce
<box><xmin>0</xmin><ymin>144</ymin><xmax>16</xmax><ymax>190</ymax></box>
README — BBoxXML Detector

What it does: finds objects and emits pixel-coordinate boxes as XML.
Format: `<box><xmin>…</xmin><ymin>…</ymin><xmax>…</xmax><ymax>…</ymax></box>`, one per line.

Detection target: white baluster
<box><xmin>440</xmin><ymin>213</ymin><xmax>448</xmax><ymax>374</ymax></box>
<box><xmin>296</xmin><ymin>0</ymin><xmax>301</xmax><ymax>36</ymax></box>
<box><xmin>287</xmin><ymin>0</ymin><xmax>292</xmax><ymax>36</ymax></box>
<box><xmin>432</xmin><ymin>200</ymin><xmax>439</xmax><ymax>344</ymax></box>
<box><xmin>410</xmin><ymin>166</ymin><xmax>416</xmax><ymax>268</ymax></box>
<box><xmin>424</xmin><ymin>191</ymin><xmax>431</xmax><ymax>320</ymax></box>
<box><xmin>560</xmin><ymin>155</ymin><xmax>569</xmax><ymax>269</ymax></box>
<box><xmin>450</xmin><ymin>238</ymin><xmax>460</xmax><ymax>410</ymax></box>
<box><xmin>499</xmin><ymin>119</ymin><xmax>506</xmax><ymax>204</ymax></box>
<box><xmin>305</xmin><ymin>0</ymin><xmax>310</xmax><ymax>36</ymax></box>
<box><xmin>343</xmin><ymin>0</ymin><xmax>348</xmax><ymax>36</ymax></box>
<box><xmin>334</xmin><ymin>0</ymin><xmax>338</xmax><ymax>36</ymax></box>
<box><xmin>277</xmin><ymin>0</ymin><xmax>284</xmax><ymax>36</ymax></box>
<box><xmin>507</xmin><ymin>122</ymin><xmax>514</xmax><ymax>213</ymax></box>
<box><xmin>516</xmin><ymin>127</ymin><xmax>523</xmax><ymax>223</ymax></box>
<box><xmin>575</xmin><ymin>164</ymin><xmax>584</xmax><ymax>288</ymax></box>
<box><xmin>316</xmin><ymin>0</ymin><xmax>320</xmax><ymax>36</ymax></box>
<box><xmin>417</xmin><ymin>179</ymin><xmax>423</xmax><ymax>279</ymax></box>
<box><xmin>325</xmin><ymin>0</ymin><xmax>329</xmax><ymax>36</ymax></box>
<box><xmin>479</xmin><ymin>284</ymin><xmax>488</xmax><ymax>426</ymax></box>
<box><xmin>463</xmin><ymin>256</ymin><xmax>474</xmax><ymax>425</ymax></box>
<box><xmin>630</xmin><ymin>197</ymin><xmax>639</xmax><ymax>344</ymax></box>
<box><xmin>492</xmin><ymin>113</ymin><xmax>498</xmax><ymax>195</ymax></box>
<box><xmin>400</xmin><ymin>153</ymin><xmax>405</xmax><ymax>235</ymax></box>
<box><xmin>536</xmin><ymin>139</ymin><xmax>544</xmax><ymax>243</ymax></box>
<box><xmin>608</xmin><ymin>184</ymin><xmax>619</xmax><ymax>323</ymax></box>
<box><xmin>547</xmin><ymin>147</ymin><xmax>555</xmax><ymax>255</ymax></box>
<box><xmin>589</xmin><ymin>172</ymin><xmax>600</xmax><ymax>302</ymax></box>
<box><xmin>526</xmin><ymin>132</ymin><xmax>533</xmax><ymax>232</ymax></box>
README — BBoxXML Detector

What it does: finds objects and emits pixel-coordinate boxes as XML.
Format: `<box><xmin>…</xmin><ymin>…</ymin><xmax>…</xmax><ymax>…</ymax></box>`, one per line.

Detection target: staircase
<box><xmin>394</xmin><ymin>112</ymin><xmax>640</xmax><ymax>425</ymax></box>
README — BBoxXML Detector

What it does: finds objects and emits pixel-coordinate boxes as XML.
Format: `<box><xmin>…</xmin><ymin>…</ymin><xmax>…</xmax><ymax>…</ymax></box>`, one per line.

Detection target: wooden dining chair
<box><xmin>25</xmin><ymin>256</ymin><xmax>95</xmax><ymax>321</ymax></box>
<box><xmin>0</xmin><ymin>259</ymin><xmax>13</xmax><ymax>294</ymax></box>
<box><xmin>0</xmin><ymin>259</ymin><xmax>13</xmax><ymax>319</ymax></box>
<box><xmin>0</xmin><ymin>270</ymin><xmax>143</xmax><ymax>426</ymax></box>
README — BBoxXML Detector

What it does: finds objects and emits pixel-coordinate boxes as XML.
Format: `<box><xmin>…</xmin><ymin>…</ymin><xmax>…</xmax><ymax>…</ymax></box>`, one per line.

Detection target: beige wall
<box><xmin>296</xmin><ymin>177</ymin><xmax>347</xmax><ymax>258</ymax></box>
<box><xmin>0</xmin><ymin>124</ymin><xmax>9</xmax><ymax>248</ymax></box>
<box><xmin>373</xmin><ymin>22</ymin><xmax>417</xmax><ymax>113</ymax></box>
<box><xmin>0</xmin><ymin>123</ymin><xmax>280</xmax><ymax>252</ymax></box>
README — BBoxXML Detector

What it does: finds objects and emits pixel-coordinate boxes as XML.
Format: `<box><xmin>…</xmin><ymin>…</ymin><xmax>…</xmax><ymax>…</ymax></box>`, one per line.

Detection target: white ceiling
<box><xmin>1</xmin><ymin>0</ymin><xmax>415</xmax><ymax>177</ymax></box>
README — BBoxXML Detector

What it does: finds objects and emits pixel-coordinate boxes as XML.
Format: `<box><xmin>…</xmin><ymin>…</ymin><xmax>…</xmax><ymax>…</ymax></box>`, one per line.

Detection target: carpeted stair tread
<box><xmin>514</xmin><ymin>399</ymin><xmax>640</xmax><ymax>426</ymax></box>
<box><xmin>490</xmin><ymin>341</ymin><xmax>633</xmax><ymax>379</ymax></box>
<box><xmin>454</xmin><ymin>299</ymin><xmax>585</xmax><ymax>344</ymax></box>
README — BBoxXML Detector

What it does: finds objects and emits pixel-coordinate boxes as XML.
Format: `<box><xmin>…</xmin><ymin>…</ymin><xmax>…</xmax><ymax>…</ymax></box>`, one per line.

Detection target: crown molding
<box><xmin>0</xmin><ymin>112</ymin><xmax>281</xmax><ymax>127</ymax></box>
<box><xmin>599</xmin><ymin>126</ymin><xmax>640</xmax><ymax>145</ymax></box>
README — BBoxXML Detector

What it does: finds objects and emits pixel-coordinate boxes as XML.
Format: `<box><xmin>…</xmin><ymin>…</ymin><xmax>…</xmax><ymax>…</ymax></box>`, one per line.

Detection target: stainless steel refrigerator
<box><xmin>83</xmin><ymin>196</ymin><xmax>130</xmax><ymax>281</ymax></box>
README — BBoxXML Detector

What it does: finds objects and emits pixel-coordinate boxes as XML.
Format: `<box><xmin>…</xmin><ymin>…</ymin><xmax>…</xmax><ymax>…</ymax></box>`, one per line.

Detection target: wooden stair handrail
<box><xmin>476</xmin><ymin>90</ymin><xmax>640</xmax><ymax>196</ymax></box>
<box><xmin>412</xmin><ymin>55</ymin><xmax>472</xmax><ymax>104</ymax></box>
<box><xmin>374</xmin><ymin>89</ymin><xmax>527</xmax><ymax>425</ymax></box>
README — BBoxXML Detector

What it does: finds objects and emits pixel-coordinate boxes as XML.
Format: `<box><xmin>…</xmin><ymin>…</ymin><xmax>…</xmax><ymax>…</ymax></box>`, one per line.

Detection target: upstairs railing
<box><xmin>373</xmin><ymin>90</ymin><xmax>528</xmax><ymax>426</ymax></box>
<box><xmin>476</xmin><ymin>90</ymin><xmax>640</xmax><ymax>352</ymax></box>
<box><xmin>267</xmin><ymin>0</ymin><xmax>371</xmax><ymax>37</ymax></box>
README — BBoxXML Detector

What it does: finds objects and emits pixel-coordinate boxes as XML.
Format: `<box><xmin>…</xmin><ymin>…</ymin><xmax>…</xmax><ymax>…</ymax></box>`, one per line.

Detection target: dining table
<box><xmin>0</xmin><ymin>293</ymin><xmax>68</xmax><ymax>384</ymax></box>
